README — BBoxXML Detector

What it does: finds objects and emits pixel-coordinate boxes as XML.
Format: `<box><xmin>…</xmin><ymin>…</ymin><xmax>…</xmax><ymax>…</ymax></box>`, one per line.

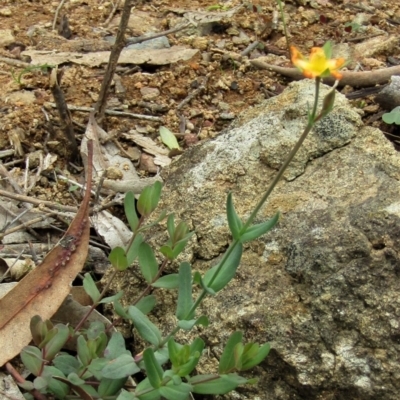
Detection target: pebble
<box><xmin>219</xmin><ymin>112</ymin><xmax>235</xmax><ymax>120</ymax></box>
<box><xmin>192</xmin><ymin>37</ymin><xmax>209</xmax><ymax>51</ymax></box>
<box><xmin>140</xmin><ymin>87</ymin><xmax>160</xmax><ymax>100</ymax></box>
<box><xmin>0</xmin><ymin>7</ymin><xmax>12</xmax><ymax>17</ymax></box>
<box><xmin>375</xmin><ymin>76</ymin><xmax>400</xmax><ymax>110</ymax></box>
<box><xmin>127</xmin><ymin>35</ymin><xmax>170</xmax><ymax>50</ymax></box>
<box><xmin>0</xmin><ymin>29</ymin><xmax>14</xmax><ymax>47</ymax></box>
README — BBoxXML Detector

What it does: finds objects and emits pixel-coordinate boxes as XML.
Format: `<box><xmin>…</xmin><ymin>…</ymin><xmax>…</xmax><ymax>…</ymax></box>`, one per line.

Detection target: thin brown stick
<box><xmin>50</xmin><ymin>68</ymin><xmax>79</xmax><ymax>159</ymax></box>
<box><xmin>0</xmin><ymin>56</ymin><xmax>31</xmax><ymax>68</ymax></box>
<box><xmin>177</xmin><ymin>75</ymin><xmax>209</xmax><ymax>110</ymax></box>
<box><xmin>0</xmin><ymin>214</ymin><xmax>56</xmax><ymax>241</ymax></box>
<box><xmin>125</xmin><ymin>22</ymin><xmax>191</xmax><ymax>46</ymax></box>
<box><xmin>250</xmin><ymin>60</ymin><xmax>400</xmax><ymax>88</ymax></box>
<box><xmin>0</xmin><ymin>189</ymin><xmax>78</xmax><ymax>212</ymax></box>
<box><xmin>5</xmin><ymin>362</ymin><xmax>47</xmax><ymax>400</ymax></box>
<box><xmin>52</xmin><ymin>0</ymin><xmax>68</xmax><ymax>30</ymax></box>
<box><xmin>103</xmin><ymin>0</ymin><xmax>121</xmax><ymax>27</ymax></box>
<box><xmin>95</xmin><ymin>0</ymin><xmax>135</xmax><ymax>123</ymax></box>
<box><xmin>48</xmin><ymin>103</ymin><xmax>163</xmax><ymax>121</ymax></box>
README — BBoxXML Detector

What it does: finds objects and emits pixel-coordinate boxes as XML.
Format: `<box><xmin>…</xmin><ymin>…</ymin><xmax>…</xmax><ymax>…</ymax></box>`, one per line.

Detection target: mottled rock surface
<box><xmin>112</xmin><ymin>80</ymin><xmax>400</xmax><ymax>399</ymax></box>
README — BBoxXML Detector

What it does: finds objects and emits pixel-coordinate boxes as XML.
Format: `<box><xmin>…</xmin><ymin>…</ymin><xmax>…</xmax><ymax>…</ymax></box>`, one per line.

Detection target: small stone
<box><xmin>192</xmin><ymin>37</ymin><xmax>209</xmax><ymax>51</ymax></box>
<box><xmin>127</xmin><ymin>35</ymin><xmax>170</xmax><ymax>50</ymax></box>
<box><xmin>232</xmin><ymin>31</ymin><xmax>250</xmax><ymax>45</ymax></box>
<box><xmin>301</xmin><ymin>9</ymin><xmax>319</xmax><ymax>24</ymax></box>
<box><xmin>0</xmin><ymin>29</ymin><xmax>15</xmax><ymax>47</ymax></box>
<box><xmin>216</xmin><ymin>39</ymin><xmax>226</xmax><ymax>49</ymax></box>
<box><xmin>219</xmin><ymin>112</ymin><xmax>235</xmax><ymax>120</ymax></box>
<box><xmin>0</xmin><ymin>7</ymin><xmax>12</xmax><ymax>17</ymax></box>
<box><xmin>226</xmin><ymin>27</ymin><xmax>239</xmax><ymax>36</ymax></box>
<box><xmin>218</xmin><ymin>102</ymin><xmax>230</xmax><ymax>111</ymax></box>
<box><xmin>105</xmin><ymin>167</ymin><xmax>123</xmax><ymax>180</ymax></box>
<box><xmin>139</xmin><ymin>153</ymin><xmax>158</xmax><ymax>174</ymax></box>
<box><xmin>140</xmin><ymin>87</ymin><xmax>160</xmax><ymax>101</ymax></box>
<box><xmin>375</xmin><ymin>76</ymin><xmax>400</xmax><ymax>110</ymax></box>
<box><xmin>126</xmin><ymin>146</ymin><xmax>141</xmax><ymax>161</ymax></box>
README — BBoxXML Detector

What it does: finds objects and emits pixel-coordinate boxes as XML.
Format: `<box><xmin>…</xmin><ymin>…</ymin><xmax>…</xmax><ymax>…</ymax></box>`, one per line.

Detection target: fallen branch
<box><xmin>250</xmin><ymin>59</ymin><xmax>400</xmax><ymax>88</ymax></box>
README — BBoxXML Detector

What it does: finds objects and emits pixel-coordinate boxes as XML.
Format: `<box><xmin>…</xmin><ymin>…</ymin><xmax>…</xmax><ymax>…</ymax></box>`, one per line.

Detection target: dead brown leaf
<box><xmin>0</xmin><ymin>138</ymin><xmax>94</xmax><ymax>367</ymax></box>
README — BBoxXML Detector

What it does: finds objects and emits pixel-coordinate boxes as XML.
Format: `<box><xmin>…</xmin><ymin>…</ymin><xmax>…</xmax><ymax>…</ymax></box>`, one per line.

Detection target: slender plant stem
<box><xmin>160</xmin><ymin>79</ymin><xmax>323</xmax><ymax>348</ymax></box>
<box><xmin>196</xmin><ymin>80</ymin><xmax>322</xmax><ymax>308</ymax></box>
<box><xmin>276</xmin><ymin>0</ymin><xmax>291</xmax><ymax>57</ymax></box>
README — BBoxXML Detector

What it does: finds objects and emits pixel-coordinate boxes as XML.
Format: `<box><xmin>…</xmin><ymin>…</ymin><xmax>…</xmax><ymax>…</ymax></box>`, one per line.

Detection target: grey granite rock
<box><xmin>110</xmin><ymin>80</ymin><xmax>400</xmax><ymax>399</ymax></box>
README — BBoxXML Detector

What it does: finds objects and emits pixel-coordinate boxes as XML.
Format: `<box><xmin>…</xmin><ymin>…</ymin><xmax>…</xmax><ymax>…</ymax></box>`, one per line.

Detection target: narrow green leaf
<box><xmin>77</xmin><ymin>336</ymin><xmax>91</xmax><ymax>366</ymax></box>
<box><xmin>100</xmin><ymin>290</ymin><xmax>124</xmax><ymax>305</ymax></box>
<box><xmin>193</xmin><ymin>271</ymin><xmax>216</xmax><ymax>295</ymax></box>
<box><xmin>128</xmin><ymin>306</ymin><xmax>163</xmax><ymax>346</ymax></box>
<box><xmin>218</xmin><ymin>331</ymin><xmax>243</xmax><ymax>374</ymax></box>
<box><xmin>177</xmin><ymin>316</ymin><xmax>208</xmax><ymax>331</ymax></box>
<box><xmin>126</xmin><ymin>233</ymin><xmax>144</xmax><ymax>265</ymax></box>
<box><xmin>203</xmin><ymin>243</ymin><xmax>243</xmax><ymax>292</ymax></box>
<box><xmin>67</xmin><ymin>372</ymin><xmax>85</xmax><ymax>386</ymax></box>
<box><xmin>98</xmin><ymin>377</ymin><xmax>127</xmax><ymax>396</ymax></box>
<box><xmin>171</xmin><ymin>234</ymin><xmax>194</xmax><ymax>259</ymax></box>
<box><xmin>143</xmin><ymin>348</ymin><xmax>163</xmax><ymax>389</ymax></box>
<box><xmin>151</xmin><ymin>274</ymin><xmax>179</xmax><ymax>289</ymax></box>
<box><xmin>83</xmin><ymin>273</ymin><xmax>101</xmax><ymax>303</ymax></box>
<box><xmin>319</xmin><ymin>89</ymin><xmax>336</xmax><ymax>119</ymax></box>
<box><xmin>226</xmin><ymin>193</ymin><xmax>243</xmax><ymax>240</ymax></box>
<box><xmin>190</xmin><ymin>373</ymin><xmax>248</xmax><ymax>395</ymax></box>
<box><xmin>159</xmin><ymin>245</ymin><xmax>174</xmax><ymax>260</ymax></box>
<box><xmin>138</xmin><ymin>242</ymin><xmax>159</xmax><ymax>283</ymax></box>
<box><xmin>176</xmin><ymin>262</ymin><xmax>193</xmax><ymax>320</ymax></box>
<box><xmin>168</xmin><ymin>338</ymin><xmax>181</xmax><ymax>367</ymax></box>
<box><xmin>125</xmin><ymin>191</ymin><xmax>139</xmax><ymax>232</ymax></box>
<box><xmin>109</xmin><ymin>247</ymin><xmax>129</xmax><ymax>271</ymax></box>
<box><xmin>21</xmin><ymin>346</ymin><xmax>43</xmax><ymax>376</ymax></box>
<box><xmin>322</xmin><ymin>40</ymin><xmax>332</xmax><ymax>59</ymax></box>
<box><xmin>159</xmin><ymin>126</ymin><xmax>180</xmax><ymax>150</ymax></box>
<box><xmin>135</xmin><ymin>295</ymin><xmax>156</xmax><ymax>315</ymax></box>
<box><xmin>240</xmin><ymin>212</ymin><xmax>280</xmax><ymax>243</ymax></box>
<box><xmin>114</xmin><ymin>300</ymin><xmax>130</xmax><ymax>319</ymax></box>
<box><xmin>159</xmin><ymin>382</ymin><xmax>192</xmax><ymax>400</ymax></box>
<box><xmin>30</xmin><ymin>315</ymin><xmax>48</xmax><ymax>347</ymax></box>
<box><xmin>166</xmin><ymin>214</ymin><xmax>175</xmax><ymax>239</ymax></box>
<box><xmin>102</xmin><ymin>354</ymin><xmax>140</xmax><ymax>379</ymax></box>
<box><xmin>241</xmin><ymin>342</ymin><xmax>270</xmax><ymax>371</ymax></box>
<box><xmin>43</xmin><ymin>324</ymin><xmax>70</xmax><ymax>361</ymax></box>
<box><xmin>137</xmin><ymin>181</ymin><xmax>162</xmax><ymax>217</ymax></box>
<box><xmin>233</xmin><ymin>342</ymin><xmax>244</xmax><ymax>370</ymax></box>
<box><xmin>135</xmin><ymin>378</ymin><xmax>161</xmax><ymax>400</ymax></box>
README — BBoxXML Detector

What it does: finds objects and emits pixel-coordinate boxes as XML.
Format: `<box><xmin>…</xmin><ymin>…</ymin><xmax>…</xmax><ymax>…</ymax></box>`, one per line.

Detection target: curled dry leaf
<box><xmin>0</xmin><ymin>138</ymin><xmax>93</xmax><ymax>367</ymax></box>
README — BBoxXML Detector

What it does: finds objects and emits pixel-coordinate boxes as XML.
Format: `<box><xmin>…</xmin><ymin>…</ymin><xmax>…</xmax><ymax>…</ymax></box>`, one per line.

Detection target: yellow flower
<box><xmin>290</xmin><ymin>46</ymin><xmax>345</xmax><ymax>80</ymax></box>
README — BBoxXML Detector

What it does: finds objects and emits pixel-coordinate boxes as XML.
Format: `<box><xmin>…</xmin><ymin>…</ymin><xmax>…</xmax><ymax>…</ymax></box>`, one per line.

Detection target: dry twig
<box><xmin>47</xmin><ymin>103</ymin><xmax>163</xmax><ymax>121</ymax></box>
<box><xmin>250</xmin><ymin>60</ymin><xmax>400</xmax><ymax>88</ymax></box>
<box><xmin>95</xmin><ymin>0</ymin><xmax>135</xmax><ymax>123</ymax></box>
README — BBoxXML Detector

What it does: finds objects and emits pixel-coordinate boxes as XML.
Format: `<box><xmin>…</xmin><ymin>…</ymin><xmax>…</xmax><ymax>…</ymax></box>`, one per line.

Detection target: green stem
<box><xmin>242</xmin><ymin>77</ymin><xmax>320</xmax><ymax>232</ymax></box>
<box><xmin>159</xmin><ymin>79</ymin><xmax>322</xmax><ymax>348</ymax></box>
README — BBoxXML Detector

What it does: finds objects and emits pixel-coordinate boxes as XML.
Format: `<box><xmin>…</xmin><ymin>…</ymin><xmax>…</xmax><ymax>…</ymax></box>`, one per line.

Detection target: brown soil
<box><xmin>1</xmin><ymin>0</ymin><xmax>400</xmax><ymax>195</ymax></box>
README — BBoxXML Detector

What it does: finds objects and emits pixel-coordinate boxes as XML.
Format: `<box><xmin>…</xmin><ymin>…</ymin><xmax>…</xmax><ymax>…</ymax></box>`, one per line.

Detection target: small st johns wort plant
<box><xmin>19</xmin><ymin>41</ymin><xmax>345</xmax><ymax>400</ymax></box>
